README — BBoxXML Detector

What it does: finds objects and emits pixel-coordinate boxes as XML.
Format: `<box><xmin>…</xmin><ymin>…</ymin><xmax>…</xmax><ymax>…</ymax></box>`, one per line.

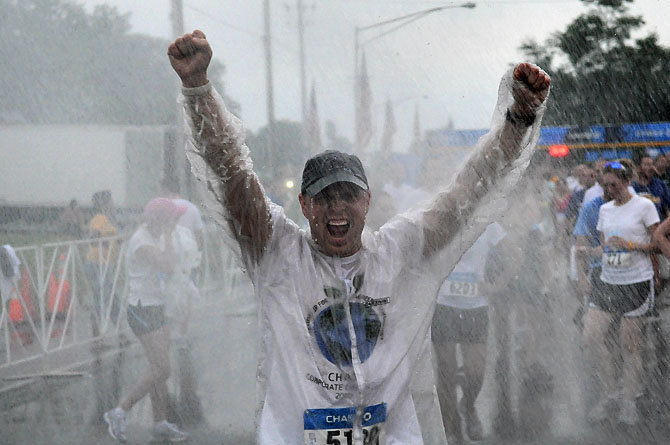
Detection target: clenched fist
<box><xmin>168</xmin><ymin>29</ymin><xmax>212</xmax><ymax>88</ymax></box>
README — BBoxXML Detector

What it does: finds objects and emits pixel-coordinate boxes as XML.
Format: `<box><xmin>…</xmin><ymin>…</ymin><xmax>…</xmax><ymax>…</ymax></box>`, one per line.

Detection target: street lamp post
<box><xmin>353</xmin><ymin>2</ymin><xmax>476</xmax><ymax>148</ymax></box>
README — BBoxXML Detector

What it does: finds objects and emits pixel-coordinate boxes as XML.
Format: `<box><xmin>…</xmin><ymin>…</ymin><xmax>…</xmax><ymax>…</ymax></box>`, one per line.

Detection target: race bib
<box><xmin>444</xmin><ymin>280</ymin><xmax>478</xmax><ymax>298</ymax></box>
<box><xmin>603</xmin><ymin>250</ymin><xmax>633</xmax><ymax>268</ymax></box>
<box><xmin>304</xmin><ymin>403</ymin><xmax>386</xmax><ymax>445</ymax></box>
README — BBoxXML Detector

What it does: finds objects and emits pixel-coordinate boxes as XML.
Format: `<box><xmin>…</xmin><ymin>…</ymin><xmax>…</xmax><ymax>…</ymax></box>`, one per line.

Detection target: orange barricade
<box><xmin>8</xmin><ymin>268</ymin><xmax>36</xmax><ymax>345</ymax></box>
<box><xmin>47</xmin><ymin>275</ymin><xmax>71</xmax><ymax>316</ymax></box>
<box><xmin>8</xmin><ymin>298</ymin><xmax>25</xmax><ymax>323</ymax></box>
<box><xmin>9</xmin><ymin>268</ymin><xmax>37</xmax><ymax>323</ymax></box>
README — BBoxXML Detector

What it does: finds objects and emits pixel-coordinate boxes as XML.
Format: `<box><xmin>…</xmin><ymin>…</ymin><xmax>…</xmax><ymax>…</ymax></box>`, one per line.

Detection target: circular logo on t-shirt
<box><xmin>313</xmin><ymin>302</ymin><xmax>381</xmax><ymax>367</ymax></box>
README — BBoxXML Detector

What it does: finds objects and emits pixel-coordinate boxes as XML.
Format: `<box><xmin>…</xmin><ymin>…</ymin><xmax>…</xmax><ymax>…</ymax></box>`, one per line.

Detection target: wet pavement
<box><xmin>0</xmin><ymin>282</ymin><xmax>259</xmax><ymax>444</ymax></box>
<box><xmin>2</xmin><ymin>275</ymin><xmax>670</xmax><ymax>444</ymax></box>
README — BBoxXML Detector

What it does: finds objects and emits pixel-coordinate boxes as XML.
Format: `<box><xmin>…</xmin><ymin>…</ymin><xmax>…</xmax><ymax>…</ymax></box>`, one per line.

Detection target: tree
<box><xmin>520</xmin><ymin>0</ymin><xmax>670</xmax><ymax>126</ymax></box>
<box><xmin>0</xmin><ymin>0</ymin><xmax>236</xmax><ymax>124</ymax></box>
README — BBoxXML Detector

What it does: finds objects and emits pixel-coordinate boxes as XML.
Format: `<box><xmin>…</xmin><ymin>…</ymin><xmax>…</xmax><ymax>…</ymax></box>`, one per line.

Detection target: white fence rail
<box><xmin>0</xmin><ymin>227</ymin><xmax>242</xmax><ymax>371</ymax></box>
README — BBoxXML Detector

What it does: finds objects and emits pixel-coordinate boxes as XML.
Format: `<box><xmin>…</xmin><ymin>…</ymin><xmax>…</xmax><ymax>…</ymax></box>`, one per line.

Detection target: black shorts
<box><xmin>589</xmin><ymin>270</ymin><xmax>652</xmax><ymax>316</ymax></box>
<box><xmin>127</xmin><ymin>303</ymin><xmax>166</xmax><ymax>337</ymax></box>
<box><xmin>431</xmin><ymin>305</ymin><xmax>489</xmax><ymax>344</ymax></box>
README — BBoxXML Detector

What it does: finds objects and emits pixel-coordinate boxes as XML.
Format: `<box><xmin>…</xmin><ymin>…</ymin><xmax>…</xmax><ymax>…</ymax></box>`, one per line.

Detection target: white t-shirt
<box><xmin>174</xmin><ymin>198</ymin><xmax>204</xmax><ymax>233</ymax></box>
<box><xmin>436</xmin><ymin>222</ymin><xmax>506</xmax><ymax>309</ymax></box>
<box><xmin>0</xmin><ymin>245</ymin><xmax>21</xmax><ymax>304</ymax></box>
<box><xmin>126</xmin><ymin>225</ymin><xmax>168</xmax><ymax>306</ymax></box>
<box><xmin>597</xmin><ymin>195</ymin><xmax>659</xmax><ymax>284</ymax></box>
<box><xmin>250</xmin><ymin>204</ymin><xmax>441</xmax><ymax>445</ymax></box>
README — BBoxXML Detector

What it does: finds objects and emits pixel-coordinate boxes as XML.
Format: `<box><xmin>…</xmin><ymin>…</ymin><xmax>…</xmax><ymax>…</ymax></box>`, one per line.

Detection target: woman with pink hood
<box><xmin>104</xmin><ymin>197</ymin><xmax>189</xmax><ymax>443</ymax></box>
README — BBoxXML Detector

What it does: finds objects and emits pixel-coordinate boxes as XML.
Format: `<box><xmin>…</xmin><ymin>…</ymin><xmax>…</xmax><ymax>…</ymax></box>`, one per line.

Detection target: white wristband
<box><xmin>181</xmin><ymin>81</ymin><xmax>212</xmax><ymax>96</ymax></box>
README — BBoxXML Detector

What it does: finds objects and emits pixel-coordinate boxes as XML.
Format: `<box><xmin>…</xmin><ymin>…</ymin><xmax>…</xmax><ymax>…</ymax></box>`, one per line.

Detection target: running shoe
<box><xmin>103</xmin><ymin>408</ymin><xmax>127</xmax><ymax>442</ymax></box>
<box><xmin>153</xmin><ymin>420</ymin><xmax>189</xmax><ymax>443</ymax></box>
<box><xmin>618</xmin><ymin>398</ymin><xmax>639</xmax><ymax>425</ymax></box>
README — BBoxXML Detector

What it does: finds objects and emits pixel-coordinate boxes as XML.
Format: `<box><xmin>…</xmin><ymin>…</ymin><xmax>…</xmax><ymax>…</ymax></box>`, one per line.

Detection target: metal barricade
<box><xmin>0</xmin><ymin>226</ymin><xmax>242</xmax><ymax>371</ymax></box>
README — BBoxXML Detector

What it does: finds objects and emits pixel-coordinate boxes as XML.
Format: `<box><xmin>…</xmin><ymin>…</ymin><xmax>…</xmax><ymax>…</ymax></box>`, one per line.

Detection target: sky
<box><xmin>80</xmin><ymin>0</ymin><xmax>670</xmax><ymax>153</ymax></box>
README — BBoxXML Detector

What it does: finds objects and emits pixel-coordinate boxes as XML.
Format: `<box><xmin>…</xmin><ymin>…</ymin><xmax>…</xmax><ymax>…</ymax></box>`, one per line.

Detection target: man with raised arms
<box><xmin>162</xmin><ymin>29</ymin><xmax>549</xmax><ymax>445</ymax></box>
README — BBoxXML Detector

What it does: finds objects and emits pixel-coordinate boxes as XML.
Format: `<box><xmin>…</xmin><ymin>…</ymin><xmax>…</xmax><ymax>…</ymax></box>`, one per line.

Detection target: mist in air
<box><xmin>2</xmin><ymin>0</ymin><xmax>670</xmax><ymax>444</ymax></box>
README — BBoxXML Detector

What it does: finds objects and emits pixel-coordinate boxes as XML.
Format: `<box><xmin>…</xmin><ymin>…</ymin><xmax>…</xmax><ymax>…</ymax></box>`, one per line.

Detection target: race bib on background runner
<box><xmin>304</xmin><ymin>403</ymin><xmax>386</xmax><ymax>445</ymax></box>
<box><xmin>444</xmin><ymin>272</ymin><xmax>478</xmax><ymax>298</ymax></box>
<box><xmin>603</xmin><ymin>250</ymin><xmax>632</xmax><ymax>268</ymax></box>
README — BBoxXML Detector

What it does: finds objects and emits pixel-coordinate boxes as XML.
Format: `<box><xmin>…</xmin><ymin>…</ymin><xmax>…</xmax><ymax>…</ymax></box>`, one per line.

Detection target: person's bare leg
<box><xmin>583</xmin><ymin>307</ymin><xmax>618</xmax><ymax>422</ymax></box>
<box><xmin>583</xmin><ymin>308</ymin><xmax>616</xmax><ymax>397</ymax></box>
<box><xmin>461</xmin><ymin>342</ymin><xmax>487</xmax><ymax>409</ymax></box>
<box><xmin>461</xmin><ymin>342</ymin><xmax>487</xmax><ymax>440</ymax></box>
<box><xmin>119</xmin><ymin>325</ymin><xmax>171</xmax><ymax>421</ymax></box>
<box><xmin>490</xmin><ymin>300</ymin><xmax>515</xmax><ymax>438</ymax></box>
<box><xmin>619</xmin><ymin>316</ymin><xmax>643</xmax><ymax>400</ymax></box>
<box><xmin>143</xmin><ymin>327</ymin><xmax>171</xmax><ymax>422</ymax></box>
<box><xmin>433</xmin><ymin>341</ymin><xmax>462</xmax><ymax>440</ymax></box>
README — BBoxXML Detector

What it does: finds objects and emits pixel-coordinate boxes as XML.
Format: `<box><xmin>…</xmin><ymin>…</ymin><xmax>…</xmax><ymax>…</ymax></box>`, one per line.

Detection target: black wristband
<box><xmin>506</xmin><ymin>109</ymin><xmax>535</xmax><ymax>127</ymax></box>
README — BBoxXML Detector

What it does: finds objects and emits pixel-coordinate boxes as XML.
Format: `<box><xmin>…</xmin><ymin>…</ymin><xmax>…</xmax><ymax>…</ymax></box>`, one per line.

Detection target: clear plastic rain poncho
<box><xmin>179</xmin><ymin>66</ymin><xmax>547</xmax><ymax>444</ymax></box>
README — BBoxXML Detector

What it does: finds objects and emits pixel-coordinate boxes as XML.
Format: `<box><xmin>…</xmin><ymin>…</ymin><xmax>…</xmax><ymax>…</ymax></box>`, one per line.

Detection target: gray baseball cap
<box><xmin>301</xmin><ymin>150</ymin><xmax>369</xmax><ymax>196</ymax></box>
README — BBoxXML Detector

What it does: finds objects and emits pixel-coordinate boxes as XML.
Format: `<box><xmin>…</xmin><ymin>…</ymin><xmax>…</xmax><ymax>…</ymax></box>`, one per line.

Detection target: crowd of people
<box><xmin>54</xmin><ymin>131</ymin><xmax>669</xmax><ymax>443</ymax></box>
<box><xmin>98</xmin><ymin>28</ymin><xmax>670</xmax><ymax>444</ymax></box>
<box><xmin>151</xmin><ymin>28</ymin><xmax>551</xmax><ymax>445</ymax></box>
<box><xmin>8</xmin><ymin>27</ymin><xmax>669</xmax><ymax>445</ymax></box>
<box><xmin>422</xmin><ymin>152</ymin><xmax>670</xmax><ymax>443</ymax></box>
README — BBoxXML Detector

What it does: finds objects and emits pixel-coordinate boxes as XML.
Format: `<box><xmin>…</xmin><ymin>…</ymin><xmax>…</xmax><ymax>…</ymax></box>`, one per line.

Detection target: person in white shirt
<box><xmin>164</xmin><ymin>30</ymin><xmax>550</xmax><ymax>444</ymax></box>
<box><xmin>432</xmin><ymin>222</ymin><xmax>505</xmax><ymax>442</ymax></box>
<box><xmin>104</xmin><ymin>198</ymin><xmax>190</xmax><ymax>443</ymax></box>
<box><xmin>584</xmin><ymin>161</ymin><xmax>659</xmax><ymax>426</ymax></box>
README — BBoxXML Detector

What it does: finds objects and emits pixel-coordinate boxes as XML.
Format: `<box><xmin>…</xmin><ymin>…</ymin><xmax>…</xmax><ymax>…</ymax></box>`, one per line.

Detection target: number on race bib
<box><xmin>325</xmin><ymin>429</ymin><xmax>351</xmax><ymax>445</ymax></box>
<box><xmin>603</xmin><ymin>251</ymin><xmax>632</xmax><ymax>268</ymax></box>
<box><xmin>304</xmin><ymin>404</ymin><xmax>386</xmax><ymax>445</ymax></box>
<box><xmin>321</xmin><ymin>427</ymin><xmax>380</xmax><ymax>445</ymax></box>
<box><xmin>446</xmin><ymin>280</ymin><xmax>478</xmax><ymax>298</ymax></box>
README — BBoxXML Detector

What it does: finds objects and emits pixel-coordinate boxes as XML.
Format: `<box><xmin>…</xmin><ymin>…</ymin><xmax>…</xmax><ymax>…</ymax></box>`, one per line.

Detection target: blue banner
<box><xmin>622</xmin><ymin>123</ymin><xmax>670</xmax><ymax>143</ymax></box>
<box><xmin>429</xmin><ymin>122</ymin><xmax>670</xmax><ymax>148</ymax></box>
<box><xmin>304</xmin><ymin>403</ymin><xmax>386</xmax><ymax>430</ymax></box>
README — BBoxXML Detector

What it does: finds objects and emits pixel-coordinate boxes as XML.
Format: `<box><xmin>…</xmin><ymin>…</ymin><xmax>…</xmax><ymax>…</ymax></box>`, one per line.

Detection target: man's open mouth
<box><xmin>327</xmin><ymin>220</ymin><xmax>350</xmax><ymax>237</ymax></box>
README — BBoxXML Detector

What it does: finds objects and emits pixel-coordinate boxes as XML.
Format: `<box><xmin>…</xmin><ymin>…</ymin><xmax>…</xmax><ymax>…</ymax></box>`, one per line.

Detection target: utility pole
<box><xmin>171</xmin><ymin>0</ymin><xmax>184</xmax><ymax>127</ymax></box>
<box><xmin>170</xmin><ymin>0</ymin><xmax>187</xmax><ymax>195</ymax></box>
<box><xmin>263</xmin><ymin>0</ymin><xmax>276</xmax><ymax>175</ymax></box>
<box><xmin>263</xmin><ymin>0</ymin><xmax>276</xmax><ymax>126</ymax></box>
<box><xmin>353</xmin><ymin>26</ymin><xmax>360</xmax><ymax>151</ymax></box>
<box><xmin>170</xmin><ymin>0</ymin><xmax>184</xmax><ymax>39</ymax></box>
<box><xmin>297</xmin><ymin>0</ymin><xmax>307</xmax><ymax>124</ymax></box>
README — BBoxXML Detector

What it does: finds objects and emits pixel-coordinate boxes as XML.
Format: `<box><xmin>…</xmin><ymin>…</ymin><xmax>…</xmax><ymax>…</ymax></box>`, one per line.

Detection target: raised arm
<box><xmin>422</xmin><ymin>63</ymin><xmax>550</xmax><ymax>258</ymax></box>
<box><xmin>168</xmin><ymin>31</ymin><xmax>271</xmax><ymax>263</ymax></box>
